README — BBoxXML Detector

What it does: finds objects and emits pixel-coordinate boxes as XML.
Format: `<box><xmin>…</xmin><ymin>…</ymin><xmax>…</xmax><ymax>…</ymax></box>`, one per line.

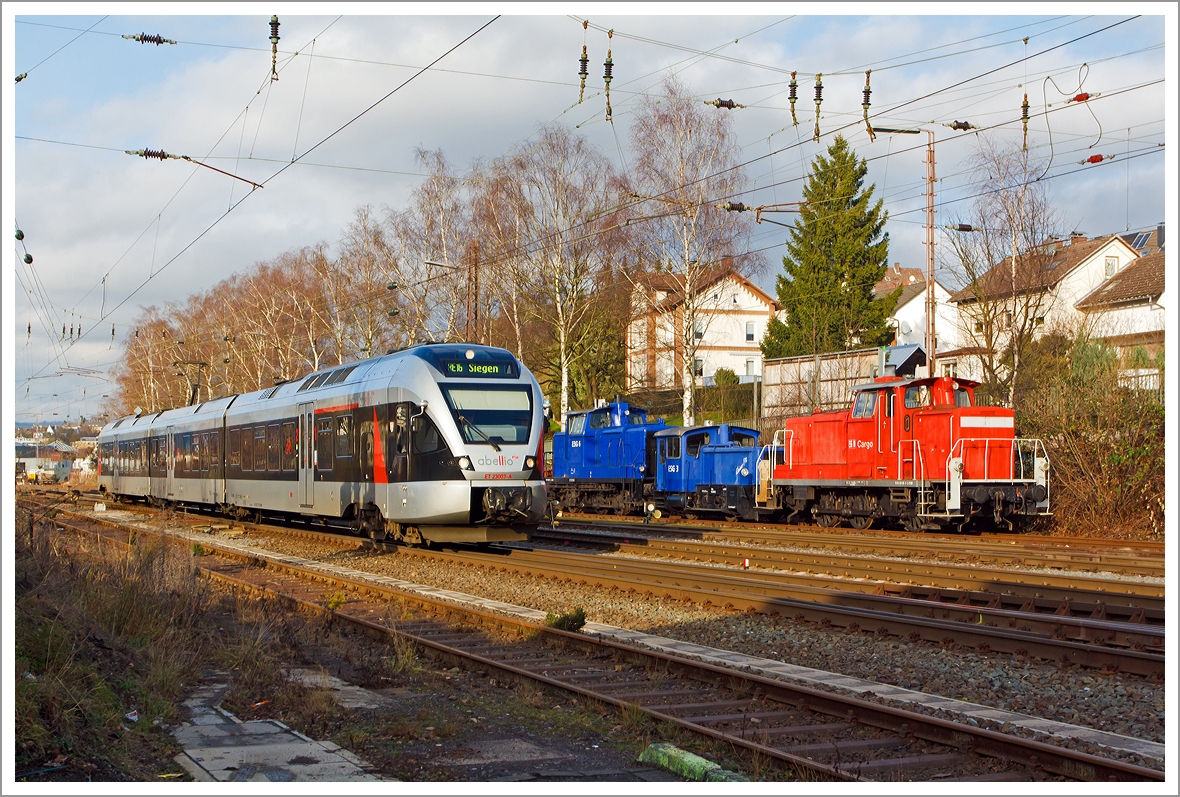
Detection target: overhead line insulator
<box><xmin>788</xmin><ymin>71</ymin><xmax>798</xmax><ymax>126</ymax></box>
<box><xmin>706</xmin><ymin>98</ymin><xmax>743</xmax><ymax>110</ymax></box>
<box><xmin>269</xmin><ymin>15</ymin><xmax>281</xmax><ymax>82</ymax></box>
<box><xmin>603</xmin><ymin>29</ymin><xmax>614</xmax><ymax>122</ymax></box>
<box><xmin>1079</xmin><ymin>153</ymin><xmax>1113</xmax><ymax>165</ymax></box>
<box><xmin>862</xmin><ymin>70</ymin><xmax>875</xmax><ymax>142</ymax></box>
<box><xmin>813</xmin><ymin>73</ymin><xmax>823</xmax><ymax>142</ymax></box>
<box><xmin>122</xmin><ymin>33</ymin><xmax>177</xmax><ymax>45</ymax></box>
<box><xmin>1021</xmin><ymin>92</ymin><xmax>1030</xmax><ymax>151</ymax></box>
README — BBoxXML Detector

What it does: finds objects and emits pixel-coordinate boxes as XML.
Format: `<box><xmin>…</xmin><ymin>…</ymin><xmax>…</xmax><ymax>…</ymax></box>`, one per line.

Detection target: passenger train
<box><xmin>551</xmin><ymin>374</ymin><xmax>1050</xmax><ymax>533</ymax></box>
<box><xmin>97</xmin><ymin>344</ymin><xmax>548</xmax><ymax>545</ymax></box>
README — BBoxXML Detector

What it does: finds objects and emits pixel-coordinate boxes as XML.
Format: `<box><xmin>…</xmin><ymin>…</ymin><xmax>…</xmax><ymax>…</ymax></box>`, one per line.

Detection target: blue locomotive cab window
<box><xmin>731</xmin><ymin>431</ymin><xmax>757</xmax><ymax>447</ymax></box>
<box><xmin>442</xmin><ymin>387</ymin><xmax>532</xmax><ymax>446</ymax></box>
<box><xmin>665</xmin><ymin>436</ymin><xmax>681</xmax><ymax>459</ymax></box>
<box><xmin>852</xmin><ymin>390</ymin><xmax>877</xmax><ymax>419</ymax></box>
<box><xmin>628</xmin><ymin>412</ymin><xmax>647</xmax><ymax>424</ymax></box>
<box><xmin>685</xmin><ymin>432</ymin><xmax>710</xmax><ymax>457</ymax></box>
<box><xmin>567</xmin><ymin>414</ymin><xmax>586</xmax><ymax>435</ymax></box>
<box><xmin>588</xmin><ymin>411</ymin><xmax>610</xmax><ymax>430</ymax></box>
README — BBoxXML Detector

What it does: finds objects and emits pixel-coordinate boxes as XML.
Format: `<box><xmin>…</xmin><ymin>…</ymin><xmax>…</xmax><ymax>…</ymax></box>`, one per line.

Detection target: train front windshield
<box><xmin>441</xmin><ymin>386</ymin><xmax>533</xmax><ymax>446</ymax></box>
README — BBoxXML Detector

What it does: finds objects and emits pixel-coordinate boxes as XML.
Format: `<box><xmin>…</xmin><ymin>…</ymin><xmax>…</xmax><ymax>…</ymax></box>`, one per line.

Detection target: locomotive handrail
<box><xmin>897</xmin><ymin>439</ymin><xmax>926</xmax><ymax>482</ymax></box>
<box><xmin>946</xmin><ymin>437</ymin><xmax>1047</xmax><ymax>483</ymax></box>
<box><xmin>770</xmin><ymin>428</ymin><xmax>795</xmax><ymax>470</ymax></box>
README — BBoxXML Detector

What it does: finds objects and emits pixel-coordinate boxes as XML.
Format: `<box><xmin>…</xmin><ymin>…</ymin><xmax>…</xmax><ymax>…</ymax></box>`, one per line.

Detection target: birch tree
<box><xmin>628</xmin><ymin>76</ymin><xmax>756</xmax><ymax>425</ymax></box>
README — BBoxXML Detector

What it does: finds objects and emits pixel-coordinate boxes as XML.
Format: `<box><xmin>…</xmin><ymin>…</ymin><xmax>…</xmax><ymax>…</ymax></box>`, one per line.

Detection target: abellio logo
<box><xmin>476</xmin><ymin>454</ymin><xmax>521</xmax><ymax>467</ymax></box>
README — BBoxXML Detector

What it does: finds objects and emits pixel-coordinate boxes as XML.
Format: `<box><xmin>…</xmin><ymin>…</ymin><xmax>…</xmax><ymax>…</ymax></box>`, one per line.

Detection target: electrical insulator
<box><xmin>1068</xmin><ymin>92</ymin><xmax>1099</xmax><ymax>103</ymax></box>
<box><xmin>62</xmin><ymin>324</ymin><xmax>66</xmax><ymax>340</ymax></box>
<box><xmin>946</xmin><ymin>120</ymin><xmax>976</xmax><ymax>131</ymax></box>
<box><xmin>578</xmin><ymin>19</ymin><xmax>589</xmax><ymax>104</ymax></box>
<box><xmin>15</xmin><ymin>229</ymin><xmax>24</xmax><ymax>240</ymax></box>
<box><xmin>862</xmin><ymin>70</ymin><xmax>875</xmax><ymax>142</ymax></box>
<box><xmin>947</xmin><ymin>224</ymin><xmax>975</xmax><ymax>232</ymax></box>
<box><xmin>788</xmin><ymin>71</ymin><xmax>798</xmax><ymax>126</ymax></box>
<box><xmin>122</xmin><ymin>33</ymin><xmax>176</xmax><ymax>45</ymax></box>
<box><xmin>706</xmin><ymin>98</ymin><xmax>742</xmax><ymax>110</ymax></box>
<box><xmin>16</xmin><ymin>72</ymin><xmax>27</xmax><ymax>83</ymax></box>
<box><xmin>603</xmin><ymin>29</ymin><xmax>614</xmax><ymax>122</ymax></box>
<box><xmin>1021</xmin><ymin>93</ymin><xmax>1030</xmax><ymax>151</ymax></box>
<box><xmin>269</xmin><ymin>15</ymin><xmax>281</xmax><ymax>82</ymax></box>
<box><xmin>1079</xmin><ymin>154</ymin><xmax>1112</xmax><ymax>165</ymax></box>
<box><xmin>70</xmin><ymin>325</ymin><xmax>74</xmax><ymax>339</ymax></box>
<box><xmin>722</xmin><ymin>202</ymin><xmax>747</xmax><ymax>212</ymax></box>
<box><xmin>127</xmin><ymin>148</ymin><xmax>181</xmax><ymax>161</ymax></box>
<box><xmin>27</xmin><ymin>322</ymin><xmax>31</xmax><ymax>339</ymax></box>
<box><xmin>23</xmin><ymin>253</ymin><xmax>32</xmax><ymax>264</ymax></box>
<box><xmin>813</xmin><ymin>73</ymin><xmax>823</xmax><ymax>142</ymax></box>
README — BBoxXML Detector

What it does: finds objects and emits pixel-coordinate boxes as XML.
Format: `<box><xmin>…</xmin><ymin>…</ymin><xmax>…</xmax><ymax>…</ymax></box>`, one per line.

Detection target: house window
<box><xmin>694</xmin><ymin>320</ymin><xmax>704</xmax><ymax>340</ymax></box>
<box><xmin>941</xmin><ymin>360</ymin><xmax>957</xmax><ymax>378</ymax></box>
<box><xmin>1035</xmin><ymin>316</ymin><xmax>1045</xmax><ymax>326</ymax></box>
<box><xmin>1105</xmin><ymin>256</ymin><xmax>1118</xmax><ymax>277</ymax></box>
<box><xmin>693</xmin><ymin>358</ymin><xmax>704</xmax><ymax>377</ymax></box>
<box><xmin>745</xmin><ymin>359</ymin><xmax>755</xmax><ymax>376</ymax></box>
<box><xmin>732</xmin><ymin>294</ymin><xmax>739</xmax><ymax>305</ymax></box>
<box><xmin>973</xmin><ymin>321</ymin><xmax>984</xmax><ymax>334</ymax></box>
<box><xmin>745</xmin><ymin>321</ymin><xmax>755</xmax><ymax>342</ymax></box>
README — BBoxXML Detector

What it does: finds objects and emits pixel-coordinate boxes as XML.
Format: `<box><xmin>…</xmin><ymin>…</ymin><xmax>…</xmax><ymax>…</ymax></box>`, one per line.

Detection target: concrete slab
<box><xmin>288</xmin><ymin>668</ymin><xmax>389</xmax><ymax>710</ymax></box>
<box><xmin>444</xmin><ymin>738</ymin><xmax>571</xmax><ymax>766</ymax></box>
<box><xmin>173</xmin><ymin>673</ymin><xmax>382</xmax><ymax>782</ymax></box>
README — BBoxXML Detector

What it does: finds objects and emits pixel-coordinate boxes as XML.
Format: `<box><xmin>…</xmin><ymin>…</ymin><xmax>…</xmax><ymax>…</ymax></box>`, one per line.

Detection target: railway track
<box><xmin>25</xmin><ymin>500</ymin><xmax>1164</xmax><ymax>783</ymax></box>
<box><xmin>26</xmin><ymin>494</ymin><xmax>1165</xmax><ymax>676</ymax></box>
<box><xmin>554</xmin><ymin>515</ymin><xmax>1166</xmax><ymax>578</ymax></box>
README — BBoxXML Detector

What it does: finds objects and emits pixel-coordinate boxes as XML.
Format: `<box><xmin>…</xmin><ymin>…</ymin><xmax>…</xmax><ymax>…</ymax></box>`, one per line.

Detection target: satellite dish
<box><xmin>900</xmin><ymin>321</ymin><xmax>912</xmax><ymax>335</ymax></box>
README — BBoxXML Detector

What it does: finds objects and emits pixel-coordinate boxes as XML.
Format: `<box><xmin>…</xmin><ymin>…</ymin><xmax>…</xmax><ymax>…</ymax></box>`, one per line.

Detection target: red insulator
<box><xmin>1082</xmin><ymin>154</ymin><xmax>1106</xmax><ymax>164</ymax></box>
<box><xmin>1072</xmin><ymin>92</ymin><xmax>1090</xmax><ymax>103</ymax></box>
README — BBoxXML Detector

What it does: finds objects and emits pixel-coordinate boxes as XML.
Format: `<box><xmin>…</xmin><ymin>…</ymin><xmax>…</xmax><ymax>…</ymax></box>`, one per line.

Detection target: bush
<box><xmin>544</xmin><ymin>607</ymin><xmax>587</xmax><ymax>632</ymax></box>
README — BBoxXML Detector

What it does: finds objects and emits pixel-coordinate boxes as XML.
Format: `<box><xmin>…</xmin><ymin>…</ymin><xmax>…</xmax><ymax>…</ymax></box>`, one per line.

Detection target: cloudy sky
<box><xmin>5</xmin><ymin>4</ymin><xmax>1173</xmax><ymax>424</ymax></box>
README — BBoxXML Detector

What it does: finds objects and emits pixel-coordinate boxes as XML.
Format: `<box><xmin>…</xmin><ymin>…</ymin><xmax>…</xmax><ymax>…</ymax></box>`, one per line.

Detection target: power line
<box><xmin>15</xmin><ymin>15</ymin><xmax>108</xmax><ymax>82</ymax></box>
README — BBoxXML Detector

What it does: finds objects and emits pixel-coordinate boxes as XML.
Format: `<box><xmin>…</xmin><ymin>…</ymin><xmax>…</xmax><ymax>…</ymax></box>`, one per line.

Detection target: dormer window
<box><xmin>1105</xmin><ymin>256</ymin><xmax>1118</xmax><ymax>278</ymax></box>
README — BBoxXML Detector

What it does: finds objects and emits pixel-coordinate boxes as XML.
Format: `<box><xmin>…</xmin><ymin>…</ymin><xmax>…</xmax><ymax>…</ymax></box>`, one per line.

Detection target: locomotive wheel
<box><xmin>847</xmin><ymin>515</ymin><xmax>873</xmax><ymax>530</ymax></box>
<box><xmin>815</xmin><ymin>513</ymin><xmax>841</xmax><ymax>528</ymax></box>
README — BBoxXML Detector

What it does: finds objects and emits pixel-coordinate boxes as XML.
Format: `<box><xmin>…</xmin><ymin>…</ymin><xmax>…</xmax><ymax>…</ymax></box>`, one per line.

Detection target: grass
<box><xmin>544</xmin><ymin>606</ymin><xmax>587</xmax><ymax>632</ymax></box>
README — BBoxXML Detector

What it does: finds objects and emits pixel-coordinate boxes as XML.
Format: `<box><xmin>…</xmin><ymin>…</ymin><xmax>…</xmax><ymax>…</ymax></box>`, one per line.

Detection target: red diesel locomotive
<box><xmin>761</xmin><ymin>374</ymin><xmax>1049</xmax><ymax>532</ymax></box>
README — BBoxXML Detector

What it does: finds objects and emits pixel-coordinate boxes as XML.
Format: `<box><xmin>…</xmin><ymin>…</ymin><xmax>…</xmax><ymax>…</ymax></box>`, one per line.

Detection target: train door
<box><xmin>661</xmin><ymin>435</ymin><xmax>684</xmax><ymax>494</ymax></box>
<box><xmin>298</xmin><ymin>402</ymin><xmax>314</xmax><ymax>507</ymax></box>
<box><xmin>165</xmin><ymin>426</ymin><xmax>175</xmax><ymax>498</ymax></box>
<box><xmin>389</xmin><ymin>403</ymin><xmax>409</xmax><ymax>483</ymax></box>
<box><xmin>876</xmin><ymin>388</ymin><xmax>896</xmax><ymax>479</ymax></box>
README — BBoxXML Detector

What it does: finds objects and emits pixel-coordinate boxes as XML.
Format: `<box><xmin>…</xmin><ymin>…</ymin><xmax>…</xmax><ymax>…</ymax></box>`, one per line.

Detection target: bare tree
<box><xmin>943</xmin><ymin>138</ymin><xmax>1062</xmax><ymax>406</ymax></box>
<box><xmin>628</xmin><ymin>75</ymin><xmax>757</xmax><ymax>425</ymax></box>
<box><xmin>495</xmin><ymin>124</ymin><xmax>620</xmax><ymax>424</ymax></box>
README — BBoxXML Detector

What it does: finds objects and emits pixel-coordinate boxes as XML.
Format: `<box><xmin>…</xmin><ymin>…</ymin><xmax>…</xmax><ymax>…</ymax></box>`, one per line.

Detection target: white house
<box><xmin>943</xmin><ymin>233</ymin><xmax>1143</xmax><ymax>383</ymax></box>
<box><xmin>626</xmin><ymin>266</ymin><xmax>780</xmax><ymax>390</ymax></box>
<box><xmin>1075</xmin><ymin>250</ymin><xmax>1166</xmax><ymax>388</ymax></box>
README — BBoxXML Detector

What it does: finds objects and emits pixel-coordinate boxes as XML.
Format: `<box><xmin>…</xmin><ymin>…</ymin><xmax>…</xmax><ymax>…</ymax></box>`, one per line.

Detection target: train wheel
<box><xmin>815</xmin><ymin>513</ymin><xmax>841</xmax><ymax>528</ymax></box>
<box><xmin>847</xmin><ymin>516</ymin><xmax>873</xmax><ymax>530</ymax></box>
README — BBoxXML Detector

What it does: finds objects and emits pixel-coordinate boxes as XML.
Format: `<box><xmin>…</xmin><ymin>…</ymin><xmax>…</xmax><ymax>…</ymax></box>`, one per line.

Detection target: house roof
<box><xmin>1075</xmin><ymin>251</ymin><xmax>1165</xmax><ymax>310</ymax></box>
<box><xmin>893</xmin><ymin>280</ymin><xmax>928</xmax><ymax>310</ymax></box>
<box><xmin>948</xmin><ymin>234</ymin><xmax>1130</xmax><ymax>304</ymax></box>
<box><xmin>636</xmin><ymin>267</ymin><xmax>779</xmax><ymax>313</ymax></box>
<box><xmin>873</xmin><ymin>265</ymin><xmax>924</xmax><ymax>298</ymax></box>
<box><xmin>1120</xmin><ymin>225</ymin><xmax>1165</xmax><ymax>256</ymax></box>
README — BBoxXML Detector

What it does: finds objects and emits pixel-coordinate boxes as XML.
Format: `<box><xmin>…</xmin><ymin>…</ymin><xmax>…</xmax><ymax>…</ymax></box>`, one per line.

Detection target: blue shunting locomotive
<box><xmin>550</xmin><ymin>400</ymin><xmax>766</xmax><ymax>520</ymax></box>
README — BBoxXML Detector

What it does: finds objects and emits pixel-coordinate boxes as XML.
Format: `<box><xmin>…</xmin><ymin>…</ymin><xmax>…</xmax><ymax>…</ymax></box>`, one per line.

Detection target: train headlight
<box><xmin>525</xmin><ymin>456</ymin><xmax>536</xmax><ymax>470</ymax></box>
<box><xmin>739</xmin><ymin>467</ymin><xmax>749</xmax><ymax>477</ymax></box>
<box><xmin>645</xmin><ymin>503</ymin><xmax>656</xmax><ymax>513</ymax></box>
<box><xmin>638</xmin><ymin>465</ymin><xmax>645</xmax><ymax>473</ymax></box>
<box><xmin>457</xmin><ymin>456</ymin><xmax>472</xmax><ymax>470</ymax></box>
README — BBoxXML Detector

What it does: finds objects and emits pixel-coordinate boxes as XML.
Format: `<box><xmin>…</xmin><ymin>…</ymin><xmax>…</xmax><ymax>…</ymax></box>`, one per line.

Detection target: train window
<box><xmin>210</xmin><ymin>431</ymin><xmax>220</xmax><ymax>476</ymax></box>
<box><xmin>240</xmin><ymin>428</ymin><xmax>252</xmax><ymax>471</ymax></box>
<box><xmin>954</xmin><ymin>387</ymin><xmax>973</xmax><ymax>407</ymax></box>
<box><xmin>325</xmin><ymin>366</ymin><xmax>358</xmax><ymax>386</ymax></box>
<box><xmin>666</xmin><ymin>436</ymin><xmax>681</xmax><ymax>459</ymax></box>
<box><xmin>193</xmin><ymin>435</ymin><xmax>202</xmax><ymax>472</ymax></box>
<box><xmin>229</xmin><ymin>429</ymin><xmax>241</xmax><ymax>467</ymax></box>
<box><xmin>267</xmin><ymin>424</ymin><xmax>281</xmax><ymax>471</ymax></box>
<box><xmin>201</xmin><ymin>434</ymin><xmax>211</xmax><ymax>472</ymax></box>
<box><xmin>183</xmin><ymin>435</ymin><xmax>192</xmax><ymax>472</ymax></box>
<box><xmin>852</xmin><ymin>391</ymin><xmax>878</xmax><ymax>419</ymax></box>
<box><xmin>254</xmin><ymin>427</ymin><xmax>267</xmax><ymax>471</ymax></box>
<box><xmin>567</xmin><ymin>414</ymin><xmax>586</xmax><ymax>435</ymax></box>
<box><xmin>412</xmin><ymin>413</ymin><xmax>445</xmax><ymax>454</ymax></box>
<box><xmin>360</xmin><ymin>420</ymin><xmax>374</xmax><ymax>469</ymax></box>
<box><xmin>904</xmin><ymin>386</ymin><xmax>931</xmax><ymax>409</ymax></box>
<box><xmin>282</xmin><ymin>422</ymin><xmax>297</xmax><ymax>471</ymax></box>
<box><xmin>588</xmin><ymin>411</ymin><xmax>610</xmax><ymax>430</ymax></box>
<box><xmin>336</xmin><ymin>415</ymin><xmax>353</xmax><ymax>458</ymax></box>
<box><xmin>628</xmin><ymin>413</ymin><xmax>646</xmax><ymax>425</ymax></box>
<box><xmin>685</xmin><ymin>432</ymin><xmax>710</xmax><ymax>457</ymax></box>
<box><xmin>297</xmin><ymin>375</ymin><xmax>318</xmax><ymax>392</ymax></box>
<box><xmin>885</xmin><ymin>391</ymin><xmax>895</xmax><ymax>417</ymax></box>
<box><xmin>441</xmin><ymin>387</ymin><xmax>532</xmax><ymax>445</ymax></box>
<box><xmin>731</xmin><ymin>431</ymin><xmax>757</xmax><ymax>447</ymax></box>
<box><xmin>316</xmin><ymin>418</ymin><xmax>334</xmax><ymax>469</ymax></box>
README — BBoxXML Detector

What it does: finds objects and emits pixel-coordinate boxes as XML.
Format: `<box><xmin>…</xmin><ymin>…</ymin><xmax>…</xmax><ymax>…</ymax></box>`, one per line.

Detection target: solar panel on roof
<box><xmin>1132</xmin><ymin>232</ymin><xmax>1151</xmax><ymax>250</ymax></box>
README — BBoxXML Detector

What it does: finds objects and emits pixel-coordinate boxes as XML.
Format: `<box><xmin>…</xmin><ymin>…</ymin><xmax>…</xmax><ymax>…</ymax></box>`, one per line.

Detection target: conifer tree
<box><xmin>761</xmin><ymin>136</ymin><xmax>896</xmax><ymax>359</ymax></box>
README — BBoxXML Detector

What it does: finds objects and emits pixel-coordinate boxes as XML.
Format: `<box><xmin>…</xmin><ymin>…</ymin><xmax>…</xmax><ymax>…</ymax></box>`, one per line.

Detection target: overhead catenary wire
<box><xmin>15</xmin><ymin>15</ymin><xmax>108</xmax><ymax>83</ymax></box>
